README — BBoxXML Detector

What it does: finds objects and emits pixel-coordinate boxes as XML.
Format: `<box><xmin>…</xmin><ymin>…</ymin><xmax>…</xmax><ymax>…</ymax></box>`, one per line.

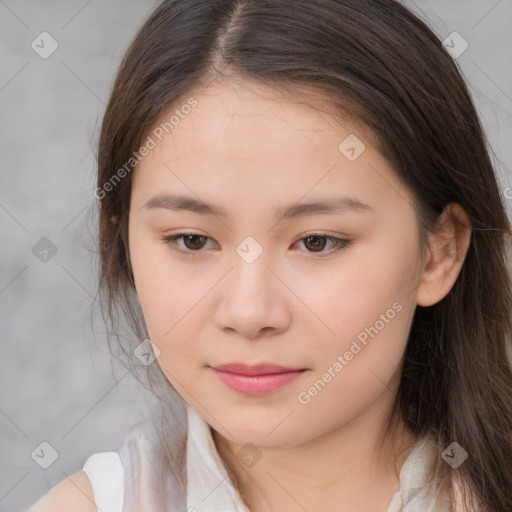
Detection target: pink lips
<box><xmin>210</xmin><ymin>363</ymin><xmax>306</xmax><ymax>395</ymax></box>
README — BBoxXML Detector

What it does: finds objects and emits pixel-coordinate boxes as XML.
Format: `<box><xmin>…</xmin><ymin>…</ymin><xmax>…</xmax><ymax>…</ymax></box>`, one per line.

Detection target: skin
<box><xmin>127</xmin><ymin>78</ymin><xmax>471</xmax><ymax>512</ymax></box>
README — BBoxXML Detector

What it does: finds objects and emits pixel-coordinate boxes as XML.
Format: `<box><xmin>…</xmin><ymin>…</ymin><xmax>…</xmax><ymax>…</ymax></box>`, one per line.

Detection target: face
<box><xmin>128</xmin><ymin>79</ymin><xmax>425</xmax><ymax>449</ymax></box>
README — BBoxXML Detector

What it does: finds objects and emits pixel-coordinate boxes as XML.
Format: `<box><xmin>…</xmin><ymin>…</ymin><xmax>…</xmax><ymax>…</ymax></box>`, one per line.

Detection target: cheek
<box><xmin>293</xmin><ymin>234</ymin><xmax>419</xmax><ymax>385</ymax></box>
<box><xmin>129</xmin><ymin>232</ymin><xmax>203</xmax><ymax>356</ymax></box>
<box><xmin>301</xmin><ymin>251</ymin><xmax>416</xmax><ymax>340</ymax></box>
<box><xmin>294</xmin><ymin>280</ymin><xmax>413</xmax><ymax>436</ymax></box>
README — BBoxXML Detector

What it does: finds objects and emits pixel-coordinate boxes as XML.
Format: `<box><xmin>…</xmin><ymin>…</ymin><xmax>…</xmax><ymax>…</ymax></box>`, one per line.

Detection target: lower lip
<box><xmin>211</xmin><ymin>368</ymin><xmax>306</xmax><ymax>395</ymax></box>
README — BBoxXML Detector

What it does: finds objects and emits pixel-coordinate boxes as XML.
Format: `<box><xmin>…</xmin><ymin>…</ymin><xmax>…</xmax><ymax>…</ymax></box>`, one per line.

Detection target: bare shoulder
<box><xmin>27</xmin><ymin>470</ymin><xmax>96</xmax><ymax>512</ymax></box>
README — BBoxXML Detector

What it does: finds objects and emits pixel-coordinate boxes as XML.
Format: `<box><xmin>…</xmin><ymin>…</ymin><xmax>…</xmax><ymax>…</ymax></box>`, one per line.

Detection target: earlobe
<box><xmin>416</xmin><ymin>203</ymin><xmax>472</xmax><ymax>307</ymax></box>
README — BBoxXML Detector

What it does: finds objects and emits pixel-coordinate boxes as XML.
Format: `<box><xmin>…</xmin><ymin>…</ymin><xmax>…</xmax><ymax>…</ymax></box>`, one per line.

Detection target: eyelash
<box><xmin>160</xmin><ymin>232</ymin><xmax>351</xmax><ymax>258</ymax></box>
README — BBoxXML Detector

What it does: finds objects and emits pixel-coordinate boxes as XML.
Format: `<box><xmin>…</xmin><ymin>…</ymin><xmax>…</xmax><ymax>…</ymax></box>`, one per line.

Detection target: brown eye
<box><xmin>161</xmin><ymin>233</ymin><xmax>215</xmax><ymax>255</ymax></box>
<box><xmin>182</xmin><ymin>234</ymin><xmax>208</xmax><ymax>250</ymax></box>
<box><xmin>295</xmin><ymin>233</ymin><xmax>351</xmax><ymax>256</ymax></box>
<box><xmin>303</xmin><ymin>235</ymin><xmax>327</xmax><ymax>252</ymax></box>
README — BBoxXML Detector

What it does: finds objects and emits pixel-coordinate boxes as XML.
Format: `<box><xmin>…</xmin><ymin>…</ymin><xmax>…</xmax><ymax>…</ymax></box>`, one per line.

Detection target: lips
<box><xmin>211</xmin><ymin>362</ymin><xmax>304</xmax><ymax>375</ymax></box>
<box><xmin>209</xmin><ymin>362</ymin><xmax>307</xmax><ymax>395</ymax></box>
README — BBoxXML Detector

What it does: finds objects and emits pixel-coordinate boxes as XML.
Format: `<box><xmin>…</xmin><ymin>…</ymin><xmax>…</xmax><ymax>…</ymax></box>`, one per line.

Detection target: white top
<box><xmin>82</xmin><ymin>452</ymin><xmax>124</xmax><ymax>512</ymax></box>
<box><xmin>82</xmin><ymin>404</ymin><xmax>451</xmax><ymax>511</ymax></box>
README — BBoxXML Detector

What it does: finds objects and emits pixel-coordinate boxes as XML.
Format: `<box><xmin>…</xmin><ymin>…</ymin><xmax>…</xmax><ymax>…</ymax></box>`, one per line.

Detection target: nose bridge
<box><xmin>215</xmin><ymin>238</ymin><xmax>291</xmax><ymax>337</ymax></box>
<box><xmin>229</xmin><ymin>240</ymin><xmax>275</xmax><ymax>306</ymax></box>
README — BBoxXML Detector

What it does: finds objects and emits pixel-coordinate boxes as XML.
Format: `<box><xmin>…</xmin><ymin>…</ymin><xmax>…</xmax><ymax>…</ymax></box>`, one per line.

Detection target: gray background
<box><xmin>1</xmin><ymin>1</ymin><xmax>511</xmax><ymax>511</ymax></box>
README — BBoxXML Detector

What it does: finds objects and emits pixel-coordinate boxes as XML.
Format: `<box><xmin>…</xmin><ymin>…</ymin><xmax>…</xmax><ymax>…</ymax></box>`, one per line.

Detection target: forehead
<box><xmin>131</xmin><ymin>80</ymin><xmax>409</xmax><ymax>215</ymax></box>
<box><xmin>155</xmin><ymin>80</ymin><xmax>361</xmax><ymax>155</ymax></box>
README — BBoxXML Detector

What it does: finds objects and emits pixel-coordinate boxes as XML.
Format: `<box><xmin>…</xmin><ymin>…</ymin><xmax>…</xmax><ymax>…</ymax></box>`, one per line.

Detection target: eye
<box><xmin>161</xmin><ymin>233</ymin><xmax>217</xmax><ymax>255</ymax></box>
<box><xmin>293</xmin><ymin>233</ymin><xmax>351</xmax><ymax>256</ymax></box>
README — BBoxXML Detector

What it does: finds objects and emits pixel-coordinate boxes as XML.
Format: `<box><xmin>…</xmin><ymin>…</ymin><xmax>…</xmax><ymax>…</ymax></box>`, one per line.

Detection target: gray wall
<box><xmin>1</xmin><ymin>1</ymin><xmax>511</xmax><ymax>511</ymax></box>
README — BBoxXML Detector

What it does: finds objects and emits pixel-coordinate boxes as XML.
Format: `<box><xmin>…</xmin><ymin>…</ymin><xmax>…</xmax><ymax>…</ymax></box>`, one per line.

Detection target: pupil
<box><xmin>306</xmin><ymin>236</ymin><xmax>326</xmax><ymax>252</ymax></box>
<box><xmin>185</xmin><ymin>235</ymin><xmax>205</xmax><ymax>250</ymax></box>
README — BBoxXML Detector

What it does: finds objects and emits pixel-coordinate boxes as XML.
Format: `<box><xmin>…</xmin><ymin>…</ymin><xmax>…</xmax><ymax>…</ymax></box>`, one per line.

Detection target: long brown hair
<box><xmin>93</xmin><ymin>0</ymin><xmax>512</xmax><ymax>509</ymax></box>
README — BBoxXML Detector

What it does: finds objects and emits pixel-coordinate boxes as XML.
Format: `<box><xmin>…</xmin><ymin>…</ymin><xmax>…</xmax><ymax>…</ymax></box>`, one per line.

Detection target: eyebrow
<box><xmin>142</xmin><ymin>193</ymin><xmax>374</xmax><ymax>221</ymax></box>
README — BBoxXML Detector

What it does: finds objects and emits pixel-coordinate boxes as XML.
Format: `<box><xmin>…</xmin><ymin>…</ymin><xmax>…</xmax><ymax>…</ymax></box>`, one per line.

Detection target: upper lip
<box><xmin>211</xmin><ymin>363</ymin><xmax>305</xmax><ymax>375</ymax></box>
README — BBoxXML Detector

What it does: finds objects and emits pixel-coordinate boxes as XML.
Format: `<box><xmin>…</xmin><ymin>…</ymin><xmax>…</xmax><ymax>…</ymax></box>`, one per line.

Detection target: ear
<box><xmin>416</xmin><ymin>203</ymin><xmax>472</xmax><ymax>307</ymax></box>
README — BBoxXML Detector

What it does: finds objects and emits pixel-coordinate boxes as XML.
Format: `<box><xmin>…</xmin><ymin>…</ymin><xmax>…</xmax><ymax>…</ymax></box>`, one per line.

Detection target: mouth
<box><xmin>209</xmin><ymin>362</ymin><xmax>307</xmax><ymax>395</ymax></box>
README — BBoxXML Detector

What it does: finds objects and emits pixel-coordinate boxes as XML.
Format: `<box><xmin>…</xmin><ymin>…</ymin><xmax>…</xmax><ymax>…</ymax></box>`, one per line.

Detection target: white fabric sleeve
<box><xmin>82</xmin><ymin>452</ymin><xmax>124</xmax><ymax>512</ymax></box>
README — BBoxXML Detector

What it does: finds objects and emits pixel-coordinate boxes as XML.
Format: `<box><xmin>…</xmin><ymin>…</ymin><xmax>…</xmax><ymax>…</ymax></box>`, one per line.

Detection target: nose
<box><xmin>214</xmin><ymin>252</ymin><xmax>292</xmax><ymax>340</ymax></box>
